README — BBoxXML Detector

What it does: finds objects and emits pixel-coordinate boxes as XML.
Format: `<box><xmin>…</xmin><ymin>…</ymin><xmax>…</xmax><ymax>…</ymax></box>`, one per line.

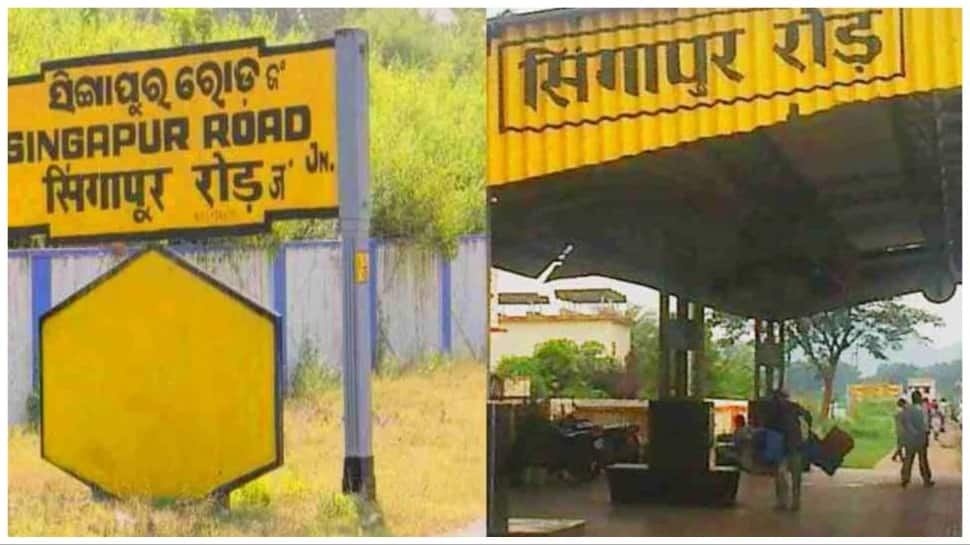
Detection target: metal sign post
<box><xmin>336</xmin><ymin>28</ymin><xmax>375</xmax><ymax>500</ymax></box>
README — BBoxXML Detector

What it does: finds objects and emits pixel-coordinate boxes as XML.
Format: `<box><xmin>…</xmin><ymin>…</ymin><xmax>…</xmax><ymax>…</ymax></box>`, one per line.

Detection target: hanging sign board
<box><xmin>9</xmin><ymin>37</ymin><xmax>337</xmax><ymax>242</ymax></box>
<box><xmin>487</xmin><ymin>8</ymin><xmax>962</xmax><ymax>184</ymax></box>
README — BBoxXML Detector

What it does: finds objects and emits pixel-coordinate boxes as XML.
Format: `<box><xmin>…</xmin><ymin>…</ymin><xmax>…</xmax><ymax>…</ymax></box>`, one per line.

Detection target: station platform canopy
<box><xmin>487</xmin><ymin>8</ymin><xmax>962</xmax><ymax>319</ymax></box>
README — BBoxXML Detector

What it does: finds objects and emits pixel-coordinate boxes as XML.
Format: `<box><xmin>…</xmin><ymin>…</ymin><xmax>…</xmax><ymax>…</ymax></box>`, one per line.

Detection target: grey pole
<box><xmin>657</xmin><ymin>291</ymin><xmax>669</xmax><ymax>399</ymax></box>
<box><xmin>753</xmin><ymin>318</ymin><xmax>762</xmax><ymax>399</ymax></box>
<box><xmin>692</xmin><ymin>303</ymin><xmax>706</xmax><ymax>399</ymax></box>
<box><xmin>778</xmin><ymin>320</ymin><xmax>788</xmax><ymax>388</ymax></box>
<box><xmin>337</xmin><ymin>28</ymin><xmax>375</xmax><ymax>499</ymax></box>
<box><xmin>675</xmin><ymin>297</ymin><xmax>689</xmax><ymax>397</ymax></box>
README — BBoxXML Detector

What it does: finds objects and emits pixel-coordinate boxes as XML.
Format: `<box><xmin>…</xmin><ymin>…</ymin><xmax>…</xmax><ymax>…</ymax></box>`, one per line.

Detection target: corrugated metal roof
<box><xmin>488</xmin><ymin>7</ymin><xmax>962</xmax><ymax>185</ymax></box>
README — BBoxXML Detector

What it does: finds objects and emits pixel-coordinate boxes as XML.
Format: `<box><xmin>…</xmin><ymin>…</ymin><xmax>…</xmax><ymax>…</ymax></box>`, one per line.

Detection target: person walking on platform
<box><xmin>900</xmin><ymin>390</ymin><xmax>934</xmax><ymax>487</ymax></box>
<box><xmin>892</xmin><ymin>397</ymin><xmax>907</xmax><ymax>463</ymax></box>
<box><xmin>764</xmin><ymin>389</ymin><xmax>813</xmax><ymax>511</ymax></box>
<box><xmin>921</xmin><ymin>397</ymin><xmax>932</xmax><ymax>442</ymax></box>
<box><xmin>939</xmin><ymin>397</ymin><xmax>950</xmax><ymax>433</ymax></box>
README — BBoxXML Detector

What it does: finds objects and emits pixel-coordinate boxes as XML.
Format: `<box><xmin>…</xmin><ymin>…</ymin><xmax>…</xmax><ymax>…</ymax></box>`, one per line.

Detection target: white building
<box><xmin>489</xmin><ymin>287</ymin><xmax>633</xmax><ymax>369</ymax></box>
<box><xmin>905</xmin><ymin>377</ymin><xmax>937</xmax><ymax>401</ymax></box>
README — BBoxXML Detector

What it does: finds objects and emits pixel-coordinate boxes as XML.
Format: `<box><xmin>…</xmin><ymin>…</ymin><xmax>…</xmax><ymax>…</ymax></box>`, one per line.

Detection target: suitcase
<box><xmin>819</xmin><ymin>426</ymin><xmax>854</xmax><ymax>460</ymax></box>
<box><xmin>804</xmin><ymin>427</ymin><xmax>854</xmax><ymax>476</ymax></box>
<box><xmin>802</xmin><ymin>433</ymin><xmax>839</xmax><ymax>475</ymax></box>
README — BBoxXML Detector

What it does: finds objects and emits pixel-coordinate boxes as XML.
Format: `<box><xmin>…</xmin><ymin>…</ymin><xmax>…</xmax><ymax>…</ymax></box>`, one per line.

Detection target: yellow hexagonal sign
<box><xmin>40</xmin><ymin>246</ymin><xmax>282</xmax><ymax>499</ymax></box>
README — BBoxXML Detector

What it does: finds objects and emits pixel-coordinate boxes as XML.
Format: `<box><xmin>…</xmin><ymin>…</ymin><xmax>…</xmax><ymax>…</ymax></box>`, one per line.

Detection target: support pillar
<box><xmin>778</xmin><ymin>322</ymin><xmax>786</xmax><ymax>390</ymax></box>
<box><xmin>765</xmin><ymin>322</ymin><xmax>776</xmax><ymax>392</ymax></box>
<box><xmin>691</xmin><ymin>303</ymin><xmax>707</xmax><ymax>400</ymax></box>
<box><xmin>674</xmin><ymin>297</ymin><xmax>689</xmax><ymax>397</ymax></box>
<box><xmin>486</xmin><ymin>402</ymin><xmax>510</xmax><ymax>536</ymax></box>
<box><xmin>753</xmin><ymin>319</ymin><xmax>762</xmax><ymax>398</ymax></box>
<box><xmin>657</xmin><ymin>293</ymin><xmax>705</xmax><ymax>399</ymax></box>
<box><xmin>657</xmin><ymin>292</ymin><xmax>670</xmax><ymax>399</ymax></box>
<box><xmin>753</xmin><ymin>319</ymin><xmax>785</xmax><ymax>399</ymax></box>
<box><xmin>337</xmin><ymin>28</ymin><xmax>376</xmax><ymax>500</ymax></box>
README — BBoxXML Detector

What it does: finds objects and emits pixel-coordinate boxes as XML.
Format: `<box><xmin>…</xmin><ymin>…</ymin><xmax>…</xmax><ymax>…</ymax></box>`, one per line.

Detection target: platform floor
<box><xmin>507</xmin><ymin>431</ymin><xmax>962</xmax><ymax>537</ymax></box>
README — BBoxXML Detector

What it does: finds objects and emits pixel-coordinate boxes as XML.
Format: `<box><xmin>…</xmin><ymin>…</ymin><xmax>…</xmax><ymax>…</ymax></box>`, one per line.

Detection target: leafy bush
<box><xmin>496</xmin><ymin>355</ymin><xmax>549</xmax><ymax>397</ymax></box>
<box><xmin>232</xmin><ymin>479</ymin><xmax>272</xmax><ymax>508</ymax></box>
<box><xmin>25</xmin><ymin>388</ymin><xmax>40</xmax><ymax>430</ymax></box>
<box><xmin>418</xmin><ymin>352</ymin><xmax>453</xmax><ymax>375</ymax></box>
<box><xmin>289</xmin><ymin>340</ymin><xmax>339</xmax><ymax>399</ymax></box>
<box><xmin>806</xmin><ymin>398</ymin><xmax>897</xmax><ymax>469</ymax></box>
<box><xmin>495</xmin><ymin>339</ymin><xmax>619</xmax><ymax>399</ymax></box>
<box><xmin>376</xmin><ymin>355</ymin><xmax>406</xmax><ymax>379</ymax></box>
<box><xmin>315</xmin><ymin>493</ymin><xmax>364</xmax><ymax>535</ymax></box>
<box><xmin>377</xmin><ymin>352</ymin><xmax>460</xmax><ymax>380</ymax></box>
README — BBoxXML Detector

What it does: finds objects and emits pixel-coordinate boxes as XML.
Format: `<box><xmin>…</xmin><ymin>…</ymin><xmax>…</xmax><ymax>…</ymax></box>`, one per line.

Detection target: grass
<box><xmin>8</xmin><ymin>360</ymin><xmax>485</xmax><ymax>537</ymax></box>
<box><xmin>806</xmin><ymin>399</ymin><xmax>898</xmax><ymax>469</ymax></box>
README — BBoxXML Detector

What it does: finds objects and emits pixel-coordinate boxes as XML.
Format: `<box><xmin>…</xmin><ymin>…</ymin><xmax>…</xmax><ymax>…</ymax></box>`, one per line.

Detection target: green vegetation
<box><xmin>497</xmin><ymin>310</ymin><xmax>759</xmax><ymax>400</ymax></box>
<box><xmin>9</xmin><ymin>360</ymin><xmax>485</xmax><ymax>536</ymax></box>
<box><xmin>867</xmin><ymin>360</ymin><xmax>962</xmax><ymax>402</ymax></box>
<box><xmin>8</xmin><ymin>9</ymin><xmax>485</xmax><ymax>254</ymax></box>
<box><xmin>795</xmin><ymin>397</ymin><xmax>897</xmax><ymax>469</ymax></box>
<box><xmin>353</xmin><ymin>9</ymin><xmax>485</xmax><ymax>258</ymax></box>
<box><xmin>288</xmin><ymin>340</ymin><xmax>341</xmax><ymax>400</ymax></box>
<box><xmin>711</xmin><ymin>301</ymin><xmax>943</xmax><ymax>418</ymax></box>
<box><xmin>786</xmin><ymin>362</ymin><xmax>862</xmax><ymax>404</ymax></box>
<box><xmin>630</xmin><ymin>309</ymin><xmax>754</xmax><ymax>400</ymax></box>
<box><xmin>628</xmin><ymin>312</ymin><xmax>660</xmax><ymax>396</ymax></box>
<box><xmin>25</xmin><ymin>388</ymin><xmax>41</xmax><ymax>430</ymax></box>
<box><xmin>787</xmin><ymin>302</ymin><xmax>942</xmax><ymax>419</ymax></box>
<box><xmin>495</xmin><ymin>339</ymin><xmax>619</xmax><ymax>399</ymax></box>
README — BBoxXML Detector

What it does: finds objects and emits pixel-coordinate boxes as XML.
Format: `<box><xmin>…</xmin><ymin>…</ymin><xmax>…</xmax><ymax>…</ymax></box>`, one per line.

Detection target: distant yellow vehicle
<box><xmin>847</xmin><ymin>383</ymin><xmax>903</xmax><ymax>414</ymax></box>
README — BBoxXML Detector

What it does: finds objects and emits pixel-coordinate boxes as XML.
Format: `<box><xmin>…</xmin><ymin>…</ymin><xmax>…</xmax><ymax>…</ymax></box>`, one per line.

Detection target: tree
<box><xmin>706</xmin><ymin>341</ymin><xmax>754</xmax><ymax>399</ymax></box>
<box><xmin>786</xmin><ymin>360</ymin><xmax>862</xmax><ymax>404</ymax></box>
<box><xmin>494</xmin><ymin>338</ymin><xmax>619</xmax><ymax>399</ymax></box>
<box><xmin>787</xmin><ymin>300</ymin><xmax>943</xmax><ymax>418</ymax></box>
<box><xmin>358</xmin><ymin>8</ymin><xmax>485</xmax><ymax>256</ymax></box>
<box><xmin>628</xmin><ymin>310</ymin><xmax>660</xmax><ymax>397</ymax></box>
<box><xmin>868</xmin><ymin>359</ymin><xmax>962</xmax><ymax>402</ymax></box>
<box><xmin>866</xmin><ymin>362</ymin><xmax>922</xmax><ymax>386</ymax></box>
<box><xmin>627</xmin><ymin>307</ymin><xmax>756</xmax><ymax>399</ymax></box>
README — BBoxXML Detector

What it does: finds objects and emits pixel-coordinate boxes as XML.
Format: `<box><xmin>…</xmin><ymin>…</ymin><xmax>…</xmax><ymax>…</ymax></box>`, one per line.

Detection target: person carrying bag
<box><xmin>763</xmin><ymin>389</ymin><xmax>812</xmax><ymax>511</ymax></box>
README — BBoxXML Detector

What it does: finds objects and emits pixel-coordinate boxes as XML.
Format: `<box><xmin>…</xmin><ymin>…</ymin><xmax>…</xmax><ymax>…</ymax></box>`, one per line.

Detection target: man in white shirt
<box><xmin>900</xmin><ymin>390</ymin><xmax>934</xmax><ymax>487</ymax></box>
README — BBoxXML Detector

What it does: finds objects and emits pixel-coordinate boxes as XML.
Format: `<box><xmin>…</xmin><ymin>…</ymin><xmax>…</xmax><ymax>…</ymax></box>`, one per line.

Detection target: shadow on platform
<box><xmin>507</xmin><ymin>430</ymin><xmax>962</xmax><ymax>537</ymax></box>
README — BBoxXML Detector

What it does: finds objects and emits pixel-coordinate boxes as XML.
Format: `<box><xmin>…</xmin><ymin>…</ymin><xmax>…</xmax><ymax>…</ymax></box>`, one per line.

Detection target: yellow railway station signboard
<box><xmin>9</xmin><ymin>37</ymin><xmax>337</xmax><ymax>242</ymax></box>
<box><xmin>40</xmin><ymin>247</ymin><xmax>282</xmax><ymax>499</ymax></box>
<box><xmin>487</xmin><ymin>8</ymin><xmax>962</xmax><ymax>185</ymax></box>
